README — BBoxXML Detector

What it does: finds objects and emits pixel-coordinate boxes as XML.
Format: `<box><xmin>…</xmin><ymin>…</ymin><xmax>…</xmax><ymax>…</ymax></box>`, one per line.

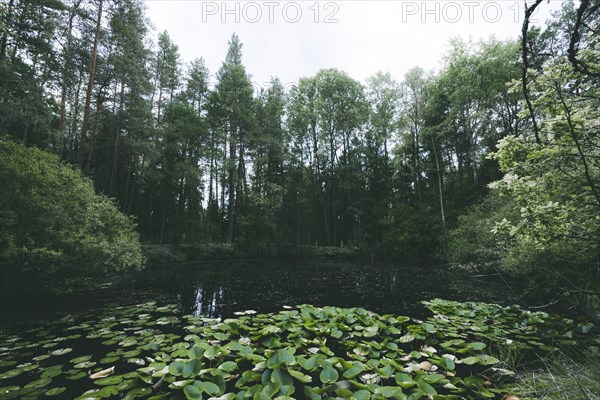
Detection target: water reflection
<box><xmin>191</xmin><ymin>287</ymin><xmax>223</xmax><ymax>316</ymax></box>
<box><xmin>0</xmin><ymin>258</ymin><xmax>542</xmax><ymax>325</ymax></box>
<box><xmin>148</xmin><ymin>259</ymin><xmax>511</xmax><ymax>319</ymax></box>
<box><xmin>177</xmin><ymin>282</ymin><xmax>224</xmax><ymax>317</ymax></box>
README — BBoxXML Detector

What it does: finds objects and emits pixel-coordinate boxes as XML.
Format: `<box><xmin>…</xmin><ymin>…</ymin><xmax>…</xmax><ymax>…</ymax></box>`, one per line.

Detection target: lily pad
<box><xmin>45</xmin><ymin>387</ymin><xmax>67</xmax><ymax>396</ymax></box>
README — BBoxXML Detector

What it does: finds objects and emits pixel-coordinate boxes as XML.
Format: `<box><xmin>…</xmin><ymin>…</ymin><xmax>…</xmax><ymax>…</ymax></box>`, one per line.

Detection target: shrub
<box><xmin>0</xmin><ymin>138</ymin><xmax>143</xmax><ymax>292</ymax></box>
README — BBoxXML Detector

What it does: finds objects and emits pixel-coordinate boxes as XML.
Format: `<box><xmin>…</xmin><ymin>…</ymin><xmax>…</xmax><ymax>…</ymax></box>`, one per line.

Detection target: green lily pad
<box><xmin>45</xmin><ymin>387</ymin><xmax>67</xmax><ymax>396</ymax></box>
<box><xmin>51</xmin><ymin>348</ymin><xmax>73</xmax><ymax>356</ymax></box>
<box><xmin>24</xmin><ymin>378</ymin><xmax>52</xmax><ymax>389</ymax></box>
<box><xmin>94</xmin><ymin>375</ymin><xmax>123</xmax><ymax>386</ymax></box>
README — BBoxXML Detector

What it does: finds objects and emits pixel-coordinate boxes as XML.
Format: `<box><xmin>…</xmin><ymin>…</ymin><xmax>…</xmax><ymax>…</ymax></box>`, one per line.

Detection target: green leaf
<box><xmin>297</xmin><ymin>355</ymin><xmax>319</xmax><ymax>371</ymax></box>
<box><xmin>184</xmin><ymin>384</ymin><xmax>203</xmax><ymax>400</ymax></box>
<box><xmin>25</xmin><ymin>378</ymin><xmax>52</xmax><ymax>389</ymax></box>
<box><xmin>288</xmin><ymin>369</ymin><xmax>312</xmax><ymax>383</ymax></box>
<box><xmin>169</xmin><ymin>361</ymin><xmax>187</xmax><ymax>376</ymax></box>
<box><xmin>416</xmin><ymin>380</ymin><xmax>437</xmax><ymax>396</ymax></box>
<box><xmin>95</xmin><ymin>376</ymin><xmax>123</xmax><ymax>386</ymax></box>
<box><xmin>439</xmin><ymin>356</ymin><xmax>455</xmax><ymax>370</ymax></box>
<box><xmin>219</xmin><ymin>361</ymin><xmax>237</xmax><ymax>372</ymax></box>
<box><xmin>468</xmin><ymin>342</ymin><xmax>486</xmax><ymax>351</ymax></box>
<box><xmin>304</xmin><ymin>386</ymin><xmax>322</xmax><ymax>400</ymax></box>
<box><xmin>202</xmin><ymin>381</ymin><xmax>221</xmax><ymax>395</ymax></box>
<box><xmin>45</xmin><ymin>387</ymin><xmax>67</xmax><ymax>396</ymax></box>
<box><xmin>98</xmin><ymin>385</ymin><xmax>119</xmax><ymax>398</ymax></box>
<box><xmin>267</xmin><ymin>349</ymin><xmax>295</xmax><ymax>369</ymax></box>
<box><xmin>343</xmin><ymin>366</ymin><xmax>364</xmax><ymax>379</ymax></box>
<box><xmin>51</xmin><ymin>347</ymin><xmax>73</xmax><ymax>356</ymax></box>
<box><xmin>319</xmin><ymin>366</ymin><xmax>339</xmax><ymax>384</ymax></box>
<box><xmin>189</xmin><ymin>345</ymin><xmax>205</xmax><ymax>359</ymax></box>
<box><xmin>461</xmin><ymin>356</ymin><xmax>480</xmax><ymax>365</ymax></box>
<box><xmin>271</xmin><ymin>369</ymin><xmax>293</xmax><ymax>386</ymax></box>
<box><xmin>183</xmin><ymin>359</ymin><xmax>203</xmax><ymax>378</ymax></box>
<box><xmin>351</xmin><ymin>390</ymin><xmax>371</xmax><ymax>400</ymax></box>
<box><xmin>375</xmin><ymin>386</ymin><xmax>404</xmax><ymax>398</ymax></box>
<box><xmin>395</xmin><ymin>373</ymin><xmax>416</xmax><ymax>389</ymax></box>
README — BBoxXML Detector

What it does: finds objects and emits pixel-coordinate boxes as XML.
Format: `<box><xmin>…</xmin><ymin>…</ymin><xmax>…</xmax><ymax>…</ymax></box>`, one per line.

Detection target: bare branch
<box><xmin>568</xmin><ymin>0</ymin><xmax>600</xmax><ymax>78</ymax></box>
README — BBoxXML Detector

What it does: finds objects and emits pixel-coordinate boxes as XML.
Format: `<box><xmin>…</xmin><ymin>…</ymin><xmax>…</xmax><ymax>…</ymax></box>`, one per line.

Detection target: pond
<box><xmin>2</xmin><ymin>258</ymin><xmax>517</xmax><ymax>323</ymax></box>
<box><xmin>0</xmin><ymin>259</ymin><xmax>585</xmax><ymax>400</ymax></box>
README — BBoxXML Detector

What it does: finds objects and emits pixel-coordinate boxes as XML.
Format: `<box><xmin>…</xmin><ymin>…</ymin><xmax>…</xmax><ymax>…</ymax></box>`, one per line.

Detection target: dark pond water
<box><xmin>3</xmin><ymin>258</ymin><xmax>518</xmax><ymax>326</ymax></box>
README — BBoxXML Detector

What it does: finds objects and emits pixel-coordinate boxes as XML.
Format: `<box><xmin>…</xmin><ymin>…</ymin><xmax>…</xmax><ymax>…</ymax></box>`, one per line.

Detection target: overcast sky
<box><xmin>144</xmin><ymin>0</ymin><xmax>563</xmax><ymax>90</ymax></box>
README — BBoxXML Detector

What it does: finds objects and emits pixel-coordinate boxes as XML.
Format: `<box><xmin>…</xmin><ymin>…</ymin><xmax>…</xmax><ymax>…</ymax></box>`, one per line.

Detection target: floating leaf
<box><xmin>45</xmin><ymin>387</ymin><xmax>67</xmax><ymax>396</ymax></box>
<box><xmin>51</xmin><ymin>348</ymin><xmax>72</xmax><ymax>356</ymax></box>
<box><xmin>25</xmin><ymin>378</ymin><xmax>52</xmax><ymax>389</ymax></box>
<box><xmin>343</xmin><ymin>365</ymin><xmax>364</xmax><ymax>379</ymax></box>
<box><xmin>320</xmin><ymin>366</ymin><xmax>339</xmax><ymax>384</ymax></box>
<box><xmin>267</xmin><ymin>348</ymin><xmax>295</xmax><ymax>368</ymax></box>
<box><xmin>94</xmin><ymin>375</ymin><xmax>123</xmax><ymax>386</ymax></box>
<box><xmin>183</xmin><ymin>384</ymin><xmax>203</xmax><ymax>400</ymax></box>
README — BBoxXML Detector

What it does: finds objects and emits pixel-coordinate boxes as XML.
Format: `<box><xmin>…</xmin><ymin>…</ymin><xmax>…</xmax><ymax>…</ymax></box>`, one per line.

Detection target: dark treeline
<box><xmin>0</xmin><ymin>0</ymin><xmax>597</xmax><ymax>271</ymax></box>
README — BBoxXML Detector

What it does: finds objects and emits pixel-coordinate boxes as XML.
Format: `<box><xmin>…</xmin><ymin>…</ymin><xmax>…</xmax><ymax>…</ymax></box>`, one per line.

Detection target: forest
<box><xmin>1</xmin><ymin>0</ymin><xmax>598</xmax><ymax>289</ymax></box>
<box><xmin>0</xmin><ymin>1</ymin><xmax>599</xmax><ymax>398</ymax></box>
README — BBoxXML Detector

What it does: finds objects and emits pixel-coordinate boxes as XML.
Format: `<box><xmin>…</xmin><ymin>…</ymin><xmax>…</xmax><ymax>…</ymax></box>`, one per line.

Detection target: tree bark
<box><xmin>227</xmin><ymin>116</ymin><xmax>237</xmax><ymax>243</ymax></box>
<box><xmin>0</xmin><ymin>0</ymin><xmax>14</xmax><ymax>61</ymax></box>
<box><xmin>78</xmin><ymin>0</ymin><xmax>103</xmax><ymax>168</ymax></box>
<box><xmin>432</xmin><ymin>137</ymin><xmax>447</xmax><ymax>235</ymax></box>
<box><xmin>108</xmin><ymin>82</ymin><xmax>125</xmax><ymax>196</ymax></box>
<box><xmin>59</xmin><ymin>0</ymin><xmax>80</xmax><ymax>151</ymax></box>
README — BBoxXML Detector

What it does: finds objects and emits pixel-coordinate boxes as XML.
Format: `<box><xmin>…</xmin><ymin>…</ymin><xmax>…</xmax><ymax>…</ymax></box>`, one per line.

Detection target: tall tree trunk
<box><xmin>124</xmin><ymin>160</ymin><xmax>132</xmax><ymax>213</ymax></box>
<box><xmin>156</xmin><ymin>84</ymin><xmax>163</xmax><ymax>122</ymax></box>
<box><xmin>68</xmin><ymin>69</ymin><xmax>84</xmax><ymax>159</ymax></box>
<box><xmin>227</xmin><ymin>117</ymin><xmax>237</xmax><ymax>243</ymax></box>
<box><xmin>59</xmin><ymin>1</ymin><xmax>79</xmax><ymax>154</ymax></box>
<box><xmin>108</xmin><ymin>82</ymin><xmax>125</xmax><ymax>196</ymax></box>
<box><xmin>85</xmin><ymin>98</ymin><xmax>103</xmax><ymax>171</ymax></box>
<box><xmin>160</xmin><ymin>203</ymin><xmax>167</xmax><ymax>244</ymax></box>
<box><xmin>108</xmin><ymin>130</ymin><xmax>120</xmax><ymax>197</ymax></box>
<box><xmin>9</xmin><ymin>1</ymin><xmax>27</xmax><ymax>64</ymax></box>
<box><xmin>220</xmin><ymin>139</ymin><xmax>226</xmax><ymax>230</ymax></box>
<box><xmin>432</xmin><ymin>137</ymin><xmax>447</xmax><ymax>235</ymax></box>
<box><xmin>147</xmin><ymin>195</ymin><xmax>154</xmax><ymax>240</ymax></box>
<box><xmin>78</xmin><ymin>0</ymin><xmax>103</xmax><ymax>168</ymax></box>
<box><xmin>207</xmin><ymin>136</ymin><xmax>215</xmax><ymax>241</ymax></box>
<box><xmin>159</xmin><ymin>176</ymin><xmax>169</xmax><ymax>244</ymax></box>
<box><xmin>0</xmin><ymin>0</ymin><xmax>14</xmax><ymax>61</ymax></box>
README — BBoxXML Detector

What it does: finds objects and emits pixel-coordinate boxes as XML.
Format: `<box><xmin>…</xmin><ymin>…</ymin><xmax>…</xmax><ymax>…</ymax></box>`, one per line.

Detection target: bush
<box><xmin>0</xmin><ymin>138</ymin><xmax>143</xmax><ymax>292</ymax></box>
<box><xmin>448</xmin><ymin>191</ymin><xmax>518</xmax><ymax>266</ymax></box>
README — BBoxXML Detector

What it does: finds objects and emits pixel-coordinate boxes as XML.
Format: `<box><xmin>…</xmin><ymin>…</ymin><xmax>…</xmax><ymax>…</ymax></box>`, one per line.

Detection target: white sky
<box><xmin>144</xmin><ymin>0</ymin><xmax>564</xmax><ymax>90</ymax></box>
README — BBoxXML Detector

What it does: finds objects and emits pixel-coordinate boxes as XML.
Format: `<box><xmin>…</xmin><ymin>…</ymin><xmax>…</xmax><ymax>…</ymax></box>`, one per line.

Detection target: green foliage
<box><xmin>0</xmin><ymin>139</ymin><xmax>143</xmax><ymax>292</ymax></box>
<box><xmin>425</xmin><ymin>299</ymin><xmax>597</xmax><ymax>354</ymax></box>
<box><xmin>487</xmin><ymin>56</ymin><xmax>600</xmax><ymax>285</ymax></box>
<box><xmin>0</xmin><ymin>300</ymin><xmax>596</xmax><ymax>399</ymax></box>
<box><xmin>448</xmin><ymin>191</ymin><xmax>518</xmax><ymax>266</ymax></box>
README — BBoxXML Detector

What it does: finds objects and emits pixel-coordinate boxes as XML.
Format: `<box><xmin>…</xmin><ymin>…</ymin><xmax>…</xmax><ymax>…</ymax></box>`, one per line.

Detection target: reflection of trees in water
<box><xmin>180</xmin><ymin>263</ymin><xmax>407</xmax><ymax>318</ymax></box>
<box><xmin>178</xmin><ymin>282</ymin><xmax>224</xmax><ymax>318</ymax></box>
<box><xmin>168</xmin><ymin>261</ymin><xmax>502</xmax><ymax>319</ymax></box>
